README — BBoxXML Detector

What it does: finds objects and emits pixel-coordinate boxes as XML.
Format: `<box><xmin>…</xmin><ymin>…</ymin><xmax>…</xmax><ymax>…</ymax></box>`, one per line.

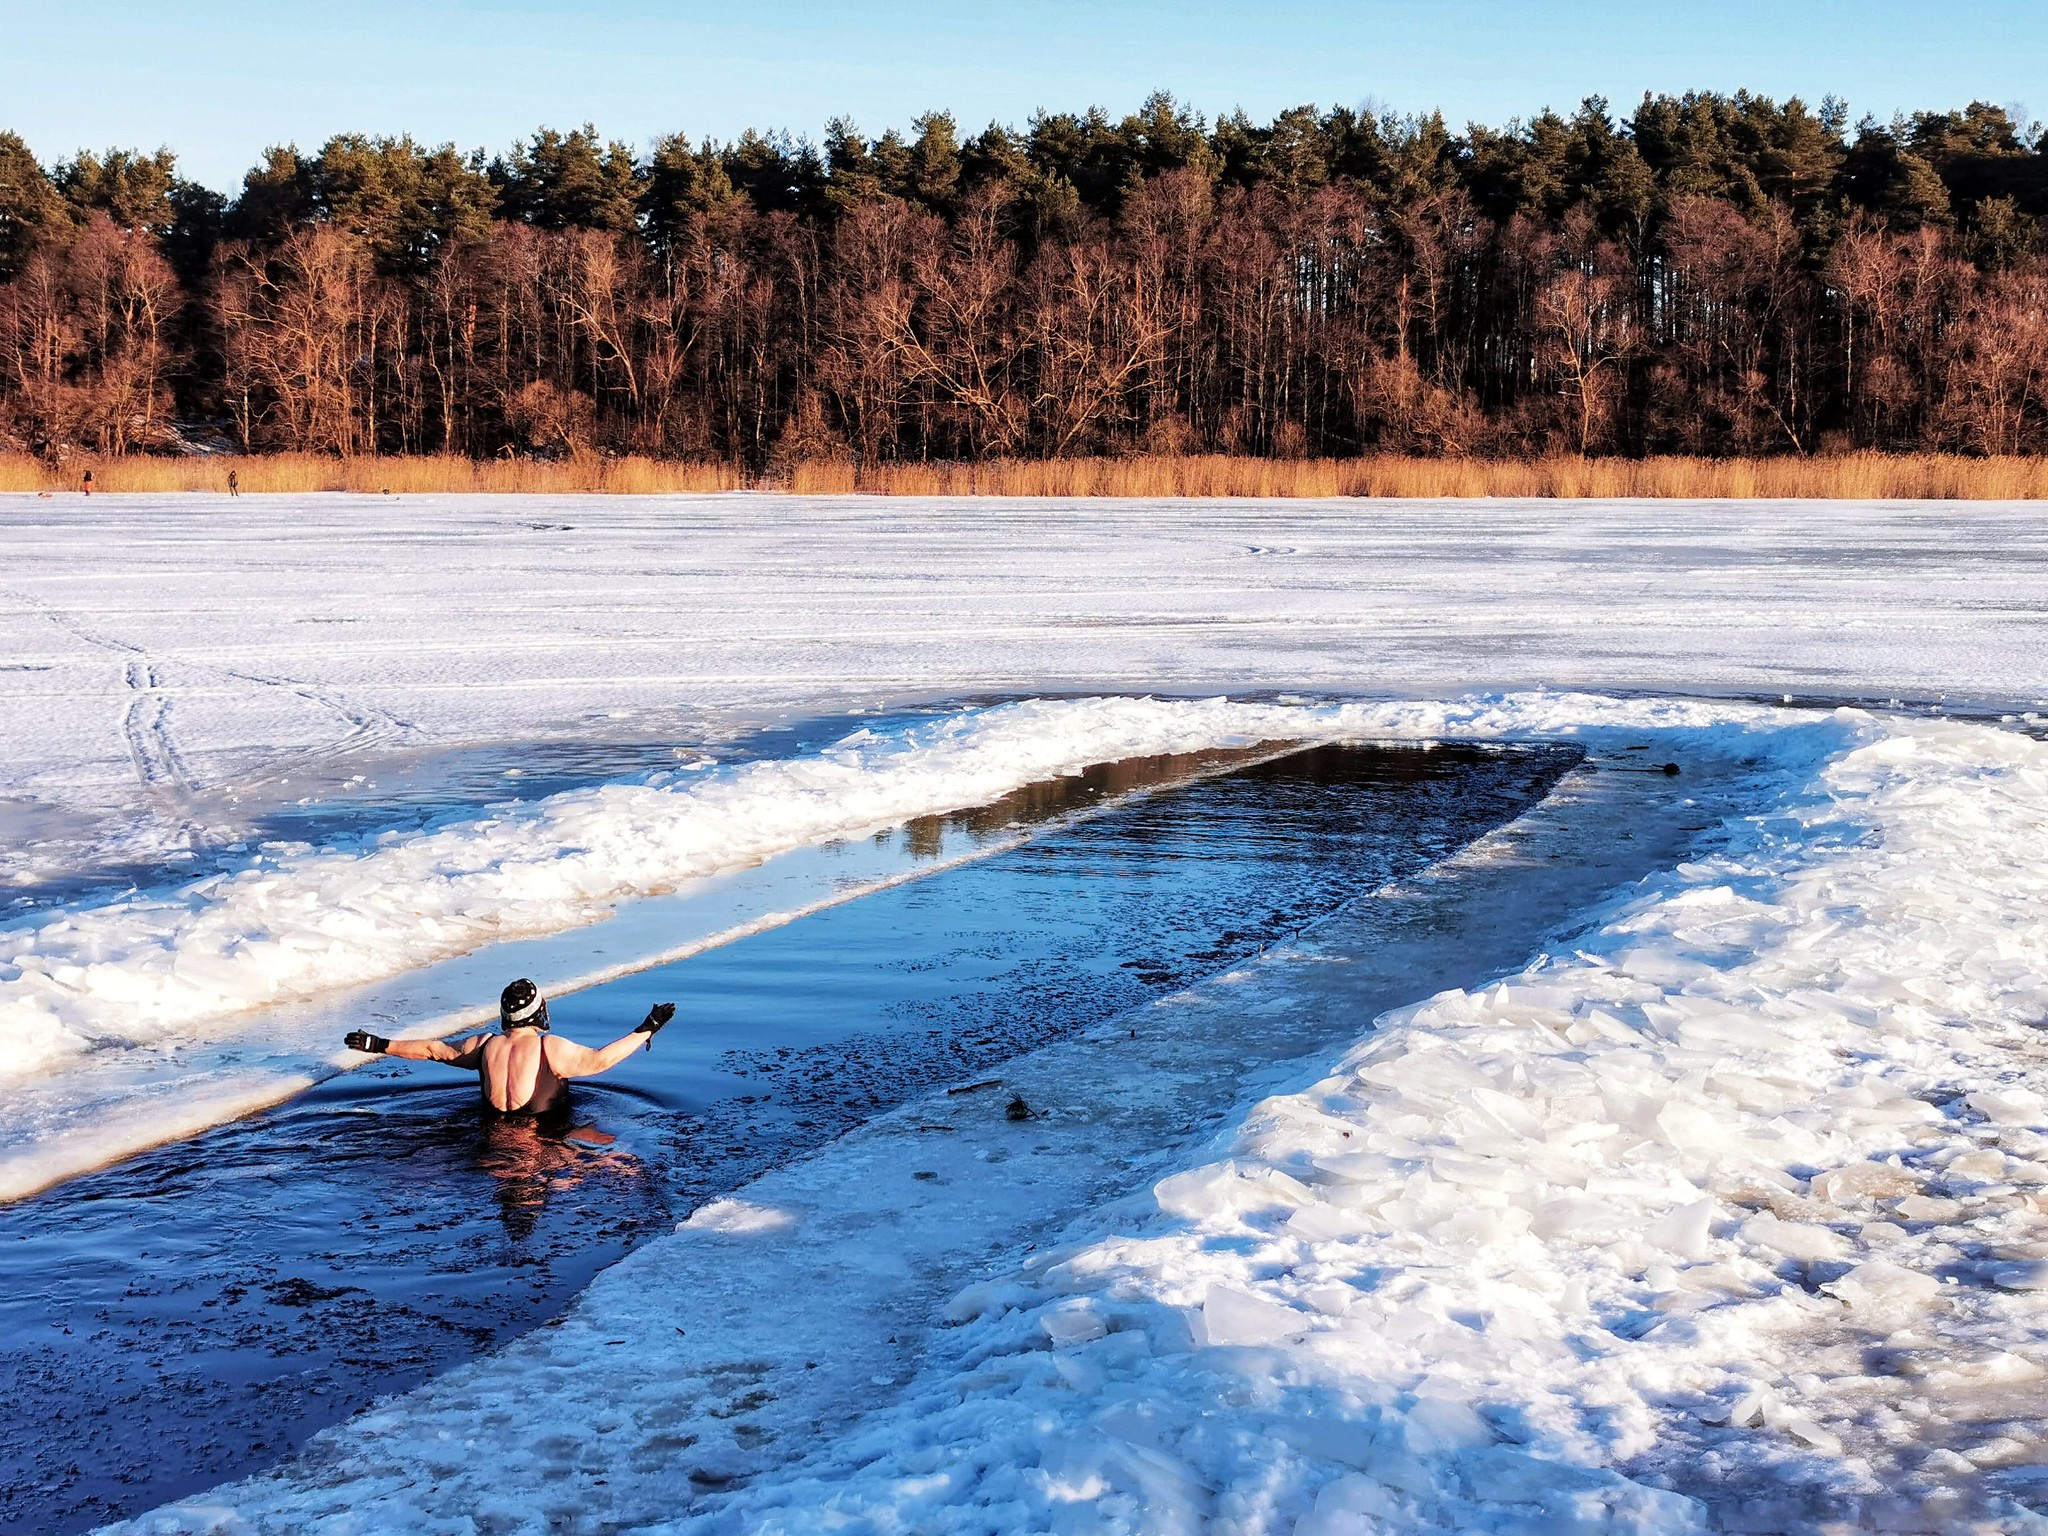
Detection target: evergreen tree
<box><xmin>0</xmin><ymin>132</ymin><xmax>67</xmax><ymax>277</ymax></box>
<box><xmin>57</xmin><ymin>147</ymin><xmax>182</xmax><ymax>233</ymax></box>
<box><xmin>230</xmin><ymin>146</ymin><xmax>316</xmax><ymax>243</ymax></box>
<box><xmin>1909</xmin><ymin>102</ymin><xmax>2046</xmax><ymax>221</ymax></box>
<box><xmin>1118</xmin><ymin>92</ymin><xmax>1213</xmax><ymax>182</ymax></box>
<box><xmin>493</xmin><ymin>126</ymin><xmax>641</xmax><ymax>231</ymax></box>
<box><xmin>905</xmin><ymin>112</ymin><xmax>963</xmax><ymax>213</ymax></box>
<box><xmin>824</xmin><ymin>118</ymin><xmax>885</xmax><ymax>209</ymax></box>
<box><xmin>643</xmin><ymin>134</ymin><xmax>741</xmax><ymax>253</ymax></box>
<box><xmin>721</xmin><ymin>129</ymin><xmax>822</xmax><ymax>214</ymax></box>
<box><xmin>1843</xmin><ymin>120</ymin><xmax>1955</xmax><ymax>227</ymax></box>
<box><xmin>1026</xmin><ymin>107</ymin><xmax>1131</xmax><ymax>212</ymax></box>
<box><xmin>308</xmin><ymin>135</ymin><xmax>494</xmax><ymax>271</ymax></box>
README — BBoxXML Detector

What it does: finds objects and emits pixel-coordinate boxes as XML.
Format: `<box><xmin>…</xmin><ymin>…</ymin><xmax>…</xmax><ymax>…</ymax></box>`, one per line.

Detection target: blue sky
<box><xmin>11</xmin><ymin>0</ymin><xmax>2044</xmax><ymax>190</ymax></box>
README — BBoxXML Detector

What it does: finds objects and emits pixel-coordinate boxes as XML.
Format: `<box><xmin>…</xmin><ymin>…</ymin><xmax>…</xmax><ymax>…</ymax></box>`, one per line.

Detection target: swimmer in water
<box><xmin>343</xmin><ymin>979</ymin><xmax>674</xmax><ymax>1114</ymax></box>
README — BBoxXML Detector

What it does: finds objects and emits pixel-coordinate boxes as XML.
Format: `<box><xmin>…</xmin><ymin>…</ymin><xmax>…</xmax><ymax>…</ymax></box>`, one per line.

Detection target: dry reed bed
<box><xmin>3</xmin><ymin>453</ymin><xmax>2045</xmax><ymax>500</ymax></box>
<box><xmin>792</xmin><ymin>454</ymin><xmax>2048</xmax><ymax>499</ymax></box>
<box><xmin>0</xmin><ymin>454</ymin><xmax>742</xmax><ymax>496</ymax></box>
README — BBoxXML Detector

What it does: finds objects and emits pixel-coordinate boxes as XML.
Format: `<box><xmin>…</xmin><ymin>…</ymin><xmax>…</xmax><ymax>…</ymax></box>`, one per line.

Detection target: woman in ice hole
<box><xmin>343</xmin><ymin>979</ymin><xmax>673</xmax><ymax>1114</ymax></box>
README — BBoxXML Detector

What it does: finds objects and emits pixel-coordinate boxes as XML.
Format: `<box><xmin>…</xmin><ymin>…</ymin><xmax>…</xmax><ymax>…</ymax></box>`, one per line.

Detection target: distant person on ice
<box><xmin>343</xmin><ymin>979</ymin><xmax>674</xmax><ymax>1114</ymax></box>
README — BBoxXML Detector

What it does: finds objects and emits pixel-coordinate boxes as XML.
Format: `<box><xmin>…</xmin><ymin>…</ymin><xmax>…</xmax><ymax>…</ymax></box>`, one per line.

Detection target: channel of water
<box><xmin>0</xmin><ymin>739</ymin><xmax>1579</xmax><ymax>1535</ymax></box>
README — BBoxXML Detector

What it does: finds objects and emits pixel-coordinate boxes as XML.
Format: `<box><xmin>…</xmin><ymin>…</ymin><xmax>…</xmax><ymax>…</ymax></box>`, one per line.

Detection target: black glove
<box><xmin>634</xmin><ymin>1003</ymin><xmax>676</xmax><ymax>1041</ymax></box>
<box><xmin>344</xmin><ymin>1029</ymin><xmax>390</xmax><ymax>1054</ymax></box>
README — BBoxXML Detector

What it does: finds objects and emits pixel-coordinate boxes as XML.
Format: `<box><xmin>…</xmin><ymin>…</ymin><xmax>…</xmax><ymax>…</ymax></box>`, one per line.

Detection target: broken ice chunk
<box><xmin>1985</xmin><ymin>1262</ymin><xmax>2048</xmax><ymax>1292</ymax></box>
<box><xmin>1739</xmin><ymin>1211</ymin><xmax>1850</xmax><ymax>1261</ymax></box>
<box><xmin>1199</xmin><ymin>1284</ymin><xmax>1306</xmax><ymax>1348</ymax></box>
<box><xmin>1809</xmin><ymin>1160</ymin><xmax>1921</xmax><ymax>1207</ymax></box>
<box><xmin>1531</xmin><ymin>1196</ymin><xmax>1631</xmax><ymax>1241</ymax></box>
<box><xmin>1153</xmin><ymin>1161</ymin><xmax>1314</xmax><ymax>1223</ymax></box>
<box><xmin>1968</xmin><ymin>1086</ymin><xmax>2047</xmax><ymax>1127</ymax></box>
<box><xmin>1644</xmin><ymin>1199</ymin><xmax>1718</xmax><ymax>1261</ymax></box>
<box><xmin>1821</xmin><ymin>1260</ymin><xmax>1940</xmax><ymax>1312</ymax></box>
<box><xmin>1041</xmin><ymin>1302</ymin><xmax>1109</xmax><ymax>1347</ymax></box>
<box><xmin>1771</xmin><ymin>1407</ymin><xmax>1843</xmax><ymax>1455</ymax></box>
<box><xmin>1893</xmin><ymin>1194</ymin><xmax>1965</xmax><ymax>1222</ymax></box>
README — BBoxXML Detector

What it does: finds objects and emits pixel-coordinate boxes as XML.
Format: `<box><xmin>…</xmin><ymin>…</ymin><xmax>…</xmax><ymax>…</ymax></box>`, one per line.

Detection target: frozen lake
<box><xmin>2</xmin><ymin>493</ymin><xmax>2043</xmax><ymax>890</ymax></box>
<box><xmin>1</xmin><ymin>495</ymin><xmax>2045</xmax><ymax>1534</ymax></box>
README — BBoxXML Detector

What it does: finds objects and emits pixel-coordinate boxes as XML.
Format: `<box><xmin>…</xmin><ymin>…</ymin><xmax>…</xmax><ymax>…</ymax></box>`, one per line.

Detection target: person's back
<box><xmin>480</xmin><ymin>1028</ymin><xmax>566</xmax><ymax>1113</ymax></box>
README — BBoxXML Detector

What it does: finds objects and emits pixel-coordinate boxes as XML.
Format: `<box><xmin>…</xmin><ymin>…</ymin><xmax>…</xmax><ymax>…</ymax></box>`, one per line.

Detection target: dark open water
<box><xmin>0</xmin><ymin>740</ymin><xmax>1578</xmax><ymax>1535</ymax></box>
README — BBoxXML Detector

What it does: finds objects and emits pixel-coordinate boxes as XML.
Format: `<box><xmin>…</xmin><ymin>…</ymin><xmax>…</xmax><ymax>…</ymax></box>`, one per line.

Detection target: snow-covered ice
<box><xmin>4</xmin><ymin>493</ymin><xmax>2044</xmax><ymax>885</ymax></box>
<box><xmin>4</xmin><ymin>493</ymin><xmax>2047</xmax><ymax>1533</ymax></box>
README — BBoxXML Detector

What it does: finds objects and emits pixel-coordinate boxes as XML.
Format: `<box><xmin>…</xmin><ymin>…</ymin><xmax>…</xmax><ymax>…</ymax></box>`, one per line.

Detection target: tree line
<box><xmin>2</xmin><ymin>90</ymin><xmax>2045</xmax><ymax>465</ymax></box>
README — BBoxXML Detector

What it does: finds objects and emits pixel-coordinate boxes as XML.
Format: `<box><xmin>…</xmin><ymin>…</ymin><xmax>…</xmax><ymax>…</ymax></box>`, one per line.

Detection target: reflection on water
<box><xmin>591</xmin><ymin>743</ymin><xmax>1583</xmax><ymax>1211</ymax></box>
<box><xmin>0</xmin><ymin>739</ymin><xmax>1578</xmax><ymax>1535</ymax></box>
<box><xmin>478</xmin><ymin>1118</ymin><xmax>637</xmax><ymax>1241</ymax></box>
<box><xmin>890</xmin><ymin>740</ymin><xmax>1294</xmax><ymax>861</ymax></box>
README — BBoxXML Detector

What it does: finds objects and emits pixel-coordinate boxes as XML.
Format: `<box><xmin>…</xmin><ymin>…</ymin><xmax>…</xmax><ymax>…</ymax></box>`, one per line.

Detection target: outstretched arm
<box><xmin>345</xmin><ymin>1030</ymin><xmax>488</xmax><ymax>1069</ymax></box>
<box><xmin>545</xmin><ymin>1004</ymin><xmax>675</xmax><ymax>1080</ymax></box>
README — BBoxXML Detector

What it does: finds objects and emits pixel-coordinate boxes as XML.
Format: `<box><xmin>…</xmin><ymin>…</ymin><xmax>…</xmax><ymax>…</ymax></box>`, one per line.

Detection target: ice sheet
<box><xmin>4</xmin><ymin>493</ymin><xmax>2045</xmax><ymax>887</ymax></box>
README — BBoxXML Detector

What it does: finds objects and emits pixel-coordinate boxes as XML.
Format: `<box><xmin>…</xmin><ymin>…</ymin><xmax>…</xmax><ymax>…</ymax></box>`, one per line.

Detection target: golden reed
<box><xmin>0</xmin><ymin>453</ymin><xmax>742</xmax><ymax>496</ymax></box>
<box><xmin>3</xmin><ymin>452</ymin><xmax>2045</xmax><ymax>499</ymax></box>
<box><xmin>789</xmin><ymin>453</ymin><xmax>2048</xmax><ymax>499</ymax></box>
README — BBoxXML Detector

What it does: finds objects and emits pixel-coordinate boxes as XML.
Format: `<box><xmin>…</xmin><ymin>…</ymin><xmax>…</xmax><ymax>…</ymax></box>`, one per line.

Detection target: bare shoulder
<box><xmin>453</xmin><ymin>1032</ymin><xmax>497</xmax><ymax>1066</ymax></box>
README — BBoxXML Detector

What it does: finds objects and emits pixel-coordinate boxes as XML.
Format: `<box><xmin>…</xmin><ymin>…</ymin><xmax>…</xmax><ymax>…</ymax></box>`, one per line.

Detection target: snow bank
<box><xmin>0</xmin><ymin>691</ymin><xmax>1758</xmax><ymax>1089</ymax></box>
<box><xmin>672</xmin><ymin>711</ymin><xmax>2048</xmax><ymax>1532</ymax></box>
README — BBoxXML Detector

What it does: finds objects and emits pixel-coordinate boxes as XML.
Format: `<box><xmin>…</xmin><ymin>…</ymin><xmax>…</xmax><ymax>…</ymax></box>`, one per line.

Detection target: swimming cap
<box><xmin>500</xmin><ymin>978</ymin><xmax>550</xmax><ymax>1030</ymax></box>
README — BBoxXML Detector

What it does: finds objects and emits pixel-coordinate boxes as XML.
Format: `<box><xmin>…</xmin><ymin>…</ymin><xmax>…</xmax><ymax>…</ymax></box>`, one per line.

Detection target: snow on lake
<box><xmin>1</xmin><ymin>493</ymin><xmax>2045</xmax><ymax>1533</ymax></box>
<box><xmin>3</xmin><ymin>493</ymin><xmax>2044</xmax><ymax>886</ymax></box>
